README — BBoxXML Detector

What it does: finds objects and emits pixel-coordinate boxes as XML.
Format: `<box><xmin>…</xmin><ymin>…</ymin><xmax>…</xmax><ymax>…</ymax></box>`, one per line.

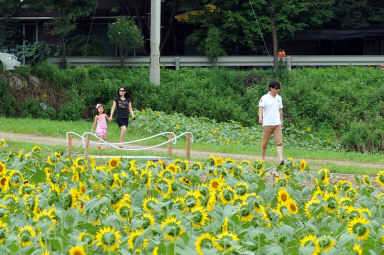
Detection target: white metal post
<box><xmin>150</xmin><ymin>0</ymin><xmax>161</xmax><ymax>86</ymax></box>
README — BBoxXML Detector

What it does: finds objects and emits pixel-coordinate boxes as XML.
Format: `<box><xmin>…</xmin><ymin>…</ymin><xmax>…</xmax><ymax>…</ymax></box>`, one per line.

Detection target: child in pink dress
<box><xmin>91</xmin><ymin>104</ymin><xmax>111</xmax><ymax>150</ymax></box>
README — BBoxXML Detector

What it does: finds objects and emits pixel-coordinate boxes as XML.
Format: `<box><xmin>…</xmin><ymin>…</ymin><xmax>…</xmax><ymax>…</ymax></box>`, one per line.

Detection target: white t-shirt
<box><xmin>258</xmin><ymin>92</ymin><xmax>283</xmax><ymax>126</ymax></box>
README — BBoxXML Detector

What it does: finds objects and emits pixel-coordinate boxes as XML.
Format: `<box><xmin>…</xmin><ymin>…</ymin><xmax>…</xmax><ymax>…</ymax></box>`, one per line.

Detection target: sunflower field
<box><xmin>130</xmin><ymin>108</ymin><xmax>340</xmax><ymax>151</ymax></box>
<box><xmin>0</xmin><ymin>140</ymin><xmax>383</xmax><ymax>254</ymax></box>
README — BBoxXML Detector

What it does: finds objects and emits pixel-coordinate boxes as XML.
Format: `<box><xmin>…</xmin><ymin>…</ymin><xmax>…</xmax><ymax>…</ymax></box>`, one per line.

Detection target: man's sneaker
<box><xmin>280</xmin><ymin>160</ymin><xmax>284</xmax><ymax>165</ymax></box>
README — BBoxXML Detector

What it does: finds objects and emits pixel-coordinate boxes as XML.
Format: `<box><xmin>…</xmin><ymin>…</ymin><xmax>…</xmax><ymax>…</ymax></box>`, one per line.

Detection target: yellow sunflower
<box><xmin>95</xmin><ymin>226</ymin><xmax>122</xmax><ymax>252</ymax></box>
<box><xmin>0</xmin><ymin>139</ymin><xmax>6</xmax><ymax>148</ymax></box>
<box><xmin>317</xmin><ymin>168</ymin><xmax>329</xmax><ymax>185</ymax></box>
<box><xmin>304</xmin><ymin>199</ymin><xmax>321</xmax><ymax>218</ymax></box>
<box><xmin>128</xmin><ymin>229</ymin><xmax>149</xmax><ymax>253</ymax></box>
<box><xmin>69</xmin><ymin>245</ymin><xmax>86</xmax><ymax>255</ymax></box>
<box><xmin>31</xmin><ymin>145</ymin><xmax>41</xmax><ymax>154</ymax></box>
<box><xmin>220</xmin><ymin>186</ymin><xmax>235</xmax><ymax>204</ymax></box>
<box><xmin>209</xmin><ymin>178</ymin><xmax>224</xmax><ymax>192</ymax></box>
<box><xmin>299</xmin><ymin>160</ymin><xmax>307</xmax><ymax>172</ymax></box>
<box><xmin>143</xmin><ymin>197</ymin><xmax>159</xmax><ymax>213</ymax></box>
<box><xmin>141</xmin><ymin>213</ymin><xmax>155</xmax><ymax>229</ymax></box>
<box><xmin>277</xmin><ymin>187</ymin><xmax>290</xmax><ymax>204</ymax></box>
<box><xmin>195</xmin><ymin>233</ymin><xmax>216</xmax><ymax>255</ymax></box>
<box><xmin>141</xmin><ymin>170</ymin><xmax>153</xmax><ymax>188</ymax></box>
<box><xmin>376</xmin><ymin>170</ymin><xmax>384</xmax><ymax>186</ymax></box>
<box><xmin>352</xmin><ymin>243</ymin><xmax>362</xmax><ymax>255</ymax></box>
<box><xmin>34</xmin><ymin>208</ymin><xmax>57</xmax><ymax>230</ymax></box>
<box><xmin>41</xmin><ymin>250</ymin><xmax>51</xmax><ymax>255</ymax></box>
<box><xmin>214</xmin><ymin>157</ymin><xmax>224</xmax><ymax>167</ymax></box>
<box><xmin>0</xmin><ymin>220</ymin><xmax>9</xmax><ymax>244</ymax></box>
<box><xmin>191</xmin><ymin>161</ymin><xmax>203</xmax><ymax>170</ymax></box>
<box><xmin>362</xmin><ymin>175</ymin><xmax>371</xmax><ymax>185</ymax></box>
<box><xmin>179</xmin><ymin>177</ymin><xmax>192</xmax><ymax>186</ymax></box>
<box><xmin>314</xmin><ymin>235</ymin><xmax>335</xmax><ymax>254</ymax></box>
<box><xmin>78</xmin><ymin>232</ymin><xmax>94</xmax><ymax>246</ymax></box>
<box><xmin>0</xmin><ymin>176</ymin><xmax>10</xmax><ymax>192</ymax></box>
<box><xmin>155</xmin><ymin>177</ymin><xmax>173</xmax><ymax>199</ymax></box>
<box><xmin>184</xmin><ymin>190</ymin><xmax>201</xmax><ymax>211</ymax></box>
<box><xmin>108</xmin><ymin>157</ymin><xmax>120</xmax><ymax>169</ymax></box>
<box><xmin>347</xmin><ymin>216</ymin><xmax>370</xmax><ymax>241</ymax></box>
<box><xmin>165</xmin><ymin>163</ymin><xmax>180</xmax><ymax>174</ymax></box>
<box><xmin>234</xmin><ymin>182</ymin><xmax>249</xmax><ymax>197</ymax></box>
<box><xmin>300</xmin><ymin>234</ymin><xmax>316</xmax><ymax>247</ymax></box>
<box><xmin>172</xmin><ymin>196</ymin><xmax>186</xmax><ymax>211</ymax></box>
<box><xmin>161</xmin><ymin>216</ymin><xmax>185</xmax><ymax>242</ymax></box>
<box><xmin>214</xmin><ymin>232</ymin><xmax>239</xmax><ymax>252</ymax></box>
<box><xmin>18</xmin><ymin>225</ymin><xmax>36</xmax><ymax>247</ymax></box>
<box><xmin>191</xmin><ymin>206</ymin><xmax>209</xmax><ymax>227</ymax></box>
<box><xmin>0</xmin><ymin>161</ymin><xmax>7</xmax><ymax>176</ymax></box>
<box><xmin>116</xmin><ymin>202</ymin><xmax>132</xmax><ymax>221</ymax></box>
<box><xmin>238</xmin><ymin>201</ymin><xmax>254</xmax><ymax>222</ymax></box>
<box><xmin>323</xmin><ymin>192</ymin><xmax>338</xmax><ymax>213</ymax></box>
<box><xmin>287</xmin><ymin>198</ymin><xmax>298</xmax><ymax>215</ymax></box>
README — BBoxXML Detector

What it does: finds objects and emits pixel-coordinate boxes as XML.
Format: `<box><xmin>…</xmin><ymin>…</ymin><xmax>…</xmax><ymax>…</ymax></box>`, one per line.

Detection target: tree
<box><xmin>178</xmin><ymin>0</ymin><xmax>334</xmax><ymax>72</ymax></box>
<box><xmin>0</xmin><ymin>0</ymin><xmax>23</xmax><ymax>51</ymax></box>
<box><xmin>108</xmin><ymin>17</ymin><xmax>144</xmax><ymax>68</ymax></box>
<box><xmin>42</xmin><ymin>0</ymin><xmax>96</xmax><ymax>68</ymax></box>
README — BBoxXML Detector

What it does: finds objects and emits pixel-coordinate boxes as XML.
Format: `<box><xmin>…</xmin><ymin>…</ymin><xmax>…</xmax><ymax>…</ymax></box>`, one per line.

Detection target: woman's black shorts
<box><xmin>116</xmin><ymin>118</ymin><xmax>128</xmax><ymax>128</ymax></box>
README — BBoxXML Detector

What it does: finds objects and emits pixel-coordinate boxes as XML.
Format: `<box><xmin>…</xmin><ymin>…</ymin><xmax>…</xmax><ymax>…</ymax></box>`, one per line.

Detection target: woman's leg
<box><xmin>119</xmin><ymin>126</ymin><xmax>127</xmax><ymax>148</ymax></box>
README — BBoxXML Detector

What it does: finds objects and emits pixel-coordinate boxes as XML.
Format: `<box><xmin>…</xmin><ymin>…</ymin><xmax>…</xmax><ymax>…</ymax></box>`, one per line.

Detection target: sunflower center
<box><xmin>240</xmin><ymin>206</ymin><xmax>250</xmax><ymax>216</ymax></box>
<box><xmin>327</xmin><ymin>198</ymin><xmax>337</xmax><ymax>209</ymax></box>
<box><xmin>21</xmin><ymin>232</ymin><xmax>30</xmax><ymax>242</ymax></box>
<box><xmin>102</xmin><ymin>232</ymin><xmax>116</xmax><ymax>245</ymax></box>
<box><xmin>223</xmin><ymin>190</ymin><xmax>234</xmax><ymax>201</ymax></box>
<box><xmin>318</xmin><ymin>237</ymin><xmax>331</xmax><ymax>248</ymax></box>
<box><xmin>185</xmin><ymin>196</ymin><xmax>196</xmax><ymax>208</ymax></box>
<box><xmin>236</xmin><ymin>186</ymin><xmax>246</xmax><ymax>196</ymax></box>
<box><xmin>281</xmin><ymin>193</ymin><xmax>287</xmax><ymax>202</ymax></box>
<box><xmin>167</xmin><ymin>224</ymin><xmax>181</xmax><ymax>237</ymax></box>
<box><xmin>353</xmin><ymin>223</ymin><xmax>368</xmax><ymax>236</ymax></box>
<box><xmin>199</xmin><ymin>187</ymin><xmax>208</xmax><ymax>196</ymax></box>
<box><xmin>0</xmin><ymin>178</ymin><xmax>6</xmax><ymax>186</ymax></box>
<box><xmin>212</xmin><ymin>182</ymin><xmax>219</xmax><ymax>189</ymax></box>
<box><xmin>192</xmin><ymin>211</ymin><xmax>202</xmax><ymax>223</ymax></box>
<box><xmin>218</xmin><ymin>236</ymin><xmax>232</xmax><ymax>249</ymax></box>
<box><xmin>164</xmin><ymin>171</ymin><xmax>173</xmax><ymax>179</ymax></box>
<box><xmin>120</xmin><ymin>206</ymin><xmax>131</xmax><ymax>218</ymax></box>
<box><xmin>82</xmin><ymin>234</ymin><xmax>93</xmax><ymax>245</ymax></box>
<box><xmin>201</xmin><ymin>238</ymin><xmax>213</xmax><ymax>249</ymax></box>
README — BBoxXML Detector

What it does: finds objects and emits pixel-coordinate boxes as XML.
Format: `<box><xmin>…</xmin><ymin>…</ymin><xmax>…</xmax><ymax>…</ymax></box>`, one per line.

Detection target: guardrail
<box><xmin>48</xmin><ymin>55</ymin><xmax>384</xmax><ymax>68</ymax></box>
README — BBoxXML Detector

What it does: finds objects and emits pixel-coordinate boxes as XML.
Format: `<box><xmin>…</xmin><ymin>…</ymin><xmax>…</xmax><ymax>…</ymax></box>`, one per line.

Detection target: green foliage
<box><xmin>18</xmin><ymin>42</ymin><xmax>61</xmax><ymax>66</ymax></box>
<box><xmin>0</xmin><ymin>60</ymin><xmax>3</xmax><ymax>73</ymax></box>
<box><xmin>67</xmin><ymin>34</ymin><xmax>105</xmax><ymax>56</ymax></box>
<box><xmin>108</xmin><ymin>17</ymin><xmax>144</xmax><ymax>68</ymax></box>
<box><xmin>204</xmin><ymin>25</ymin><xmax>227</xmax><ymax>62</ymax></box>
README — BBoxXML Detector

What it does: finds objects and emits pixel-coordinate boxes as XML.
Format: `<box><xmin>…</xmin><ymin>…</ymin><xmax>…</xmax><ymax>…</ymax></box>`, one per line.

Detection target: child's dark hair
<box><xmin>96</xmin><ymin>104</ymin><xmax>105</xmax><ymax>115</ymax></box>
<box><xmin>116</xmin><ymin>86</ymin><xmax>133</xmax><ymax>102</ymax></box>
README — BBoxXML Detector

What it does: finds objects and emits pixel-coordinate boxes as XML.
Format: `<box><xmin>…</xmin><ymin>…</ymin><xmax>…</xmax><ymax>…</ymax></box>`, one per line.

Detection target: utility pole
<box><xmin>150</xmin><ymin>0</ymin><xmax>161</xmax><ymax>86</ymax></box>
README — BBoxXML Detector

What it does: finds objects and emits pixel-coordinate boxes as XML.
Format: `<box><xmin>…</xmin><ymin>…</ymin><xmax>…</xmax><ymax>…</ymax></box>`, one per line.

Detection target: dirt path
<box><xmin>1</xmin><ymin>131</ymin><xmax>384</xmax><ymax>170</ymax></box>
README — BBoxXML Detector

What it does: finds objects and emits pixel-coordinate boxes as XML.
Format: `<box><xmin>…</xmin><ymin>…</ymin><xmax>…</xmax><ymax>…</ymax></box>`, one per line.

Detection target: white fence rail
<box><xmin>48</xmin><ymin>55</ymin><xmax>384</xmax><ymax>68</ymax></box>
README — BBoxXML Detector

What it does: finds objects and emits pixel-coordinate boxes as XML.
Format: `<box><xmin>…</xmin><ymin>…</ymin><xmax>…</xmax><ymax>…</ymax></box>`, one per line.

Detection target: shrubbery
<box><xmin>3</xmin><ymin>63</ymin><xmax>384</xmax><ymax>152</ymax></box>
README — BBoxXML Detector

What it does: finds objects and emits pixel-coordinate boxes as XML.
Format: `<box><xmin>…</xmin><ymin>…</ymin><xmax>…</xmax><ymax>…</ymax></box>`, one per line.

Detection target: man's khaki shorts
<box><xmin>262</xmin><ymin>125</ymin><xmax>282</xmax><ymax>149</ymax></box>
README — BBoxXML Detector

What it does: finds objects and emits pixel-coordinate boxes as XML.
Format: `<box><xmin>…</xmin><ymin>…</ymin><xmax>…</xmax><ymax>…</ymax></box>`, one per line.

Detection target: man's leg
<box><xmin>261</xmin><ymin>126</ymin><xmax>273</xmax><ymax>161</ymax></box>
<box><xmin>273</xmin><ymin>125</ymin><xmax>283</xmax><ymax>163</ymax></box>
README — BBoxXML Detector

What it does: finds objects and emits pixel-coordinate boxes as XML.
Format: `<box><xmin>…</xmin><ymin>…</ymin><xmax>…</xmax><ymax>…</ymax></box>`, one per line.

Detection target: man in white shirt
<box><xmin>258</xmin><ymin>81</ymin><xmax>284</xmax><ymax>165</ymax></box>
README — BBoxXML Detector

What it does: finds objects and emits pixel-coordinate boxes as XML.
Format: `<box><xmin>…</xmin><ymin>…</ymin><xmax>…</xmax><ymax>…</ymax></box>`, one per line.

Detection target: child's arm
<box><xmin>91</xmin><ymin>116</ymin><xmax>98</xmax><ymax>133</ymax></box>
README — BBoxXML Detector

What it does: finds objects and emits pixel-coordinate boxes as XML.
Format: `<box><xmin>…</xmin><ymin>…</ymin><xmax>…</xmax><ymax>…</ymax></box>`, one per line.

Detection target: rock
<box><xmin>7</xmin><ymin>73</ymin><xmax>27</xmax><ymax>90</ymax></box>
<box><xmin>28</xmin><ymin>75</ymin><xmax>40</xmax><ymax>89</ymax></box>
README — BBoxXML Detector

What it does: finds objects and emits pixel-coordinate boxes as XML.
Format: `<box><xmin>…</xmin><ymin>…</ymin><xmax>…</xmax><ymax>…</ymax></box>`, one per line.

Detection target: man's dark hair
<box><xmin>269</xmin><ymin>80</ymin><xmax>281</xmax><ymax>90</ymax></box>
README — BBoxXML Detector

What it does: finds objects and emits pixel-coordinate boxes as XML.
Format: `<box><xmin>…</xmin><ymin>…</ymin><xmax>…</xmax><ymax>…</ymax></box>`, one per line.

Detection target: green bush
<box><xmin>18</xmin><ymin>41</ymin><xmax>61</xmax><ymax>66</ymax></box>
<box><xmin>4</xmin><ymin>63</ymin><xmax>384</xmax><ymax>152</ymax></box>
<box><xmin>0</xmin><ymin>60</ymin><xmax>3</xmax><ymax>72</ymax></box>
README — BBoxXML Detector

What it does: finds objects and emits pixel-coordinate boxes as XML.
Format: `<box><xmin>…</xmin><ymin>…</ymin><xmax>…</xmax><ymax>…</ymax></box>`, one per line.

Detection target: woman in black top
<box><xmin>109</xmin><ymin>86</ymin><xmax>136</xmax><ymax>148</ymax></box>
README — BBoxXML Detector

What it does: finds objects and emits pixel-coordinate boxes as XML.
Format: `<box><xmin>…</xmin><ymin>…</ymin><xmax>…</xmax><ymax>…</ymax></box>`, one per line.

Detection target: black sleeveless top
<box><xmin>114</xmin><ymin>97</ymin><xmax>130</xmax><ymax>119</ymax></box>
